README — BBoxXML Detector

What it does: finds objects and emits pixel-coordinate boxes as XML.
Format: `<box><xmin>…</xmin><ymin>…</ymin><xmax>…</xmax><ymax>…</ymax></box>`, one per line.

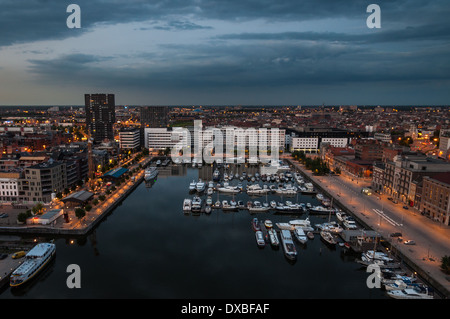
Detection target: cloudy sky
<box><xmin>0</xmin><ymin>0</ymin><xmax>449</xmax><ymax>106</ymax></box>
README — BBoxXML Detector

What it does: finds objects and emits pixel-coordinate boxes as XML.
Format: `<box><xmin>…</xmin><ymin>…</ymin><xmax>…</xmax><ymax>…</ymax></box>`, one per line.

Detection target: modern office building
<box><xmin>119</xmin><ymin>128</ymin><xmax>141</xmax><ymax>150</ymax></box>
<box><xmin>85</xmin><ymin>94</ymin><xmax>116</xmax><ymax>143</ymax></box>
<box><xmin>144</xmin><ymin>127</ymin><xmax>189</xmax><ymax>150</ymax></box>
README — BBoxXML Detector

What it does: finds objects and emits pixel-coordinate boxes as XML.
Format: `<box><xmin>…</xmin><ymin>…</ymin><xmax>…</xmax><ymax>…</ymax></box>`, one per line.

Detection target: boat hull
<box><xmin>10</xmin><ymin>245</ymin><xmax>56</xmax><ymax>288</ymax></box>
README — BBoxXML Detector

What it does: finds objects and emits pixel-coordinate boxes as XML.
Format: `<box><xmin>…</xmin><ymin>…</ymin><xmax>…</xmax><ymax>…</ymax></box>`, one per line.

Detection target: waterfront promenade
<box><xmin>0</xmin><ymin>156</ymin><xmax>154</xmax><ymax>236</ymax></box>
<box><xmin>284</xmin><ymin>156</ymin><xmax>450</xmax><ymax>298</ymax></box>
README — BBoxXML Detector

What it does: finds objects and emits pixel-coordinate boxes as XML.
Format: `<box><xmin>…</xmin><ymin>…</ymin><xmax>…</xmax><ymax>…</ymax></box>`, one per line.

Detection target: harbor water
<box><xmin>0</xmin><ymin>165</ymin><xmax>389</xmax><ymax>299</ymax></box>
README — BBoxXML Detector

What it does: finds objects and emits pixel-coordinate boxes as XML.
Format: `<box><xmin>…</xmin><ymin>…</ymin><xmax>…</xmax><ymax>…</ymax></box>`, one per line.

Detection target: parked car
<box><xmin>404</xmin><ymin>240</ymin><xmax>416</xmax><ymax>245</ymax></box>
<box><xmin>0</xmin><ymin>254</ymin><xmax>8</xmax><ymax>260</ymax></box>
<box><xmin>12</xmin><ymin>251</ymin><xmax>26</xmax><ymax>259</ymax></box>
<box><xmin>402</xmin><ymin>206</ymin><xmax>409</xmax><ymax>210</ymax></box>
<box><xmin>390</xmin><ymin>232</ymin><xmax>403</xmax><ymax>237</ymax></box>
<box><xmin>0</xmin><ymin>213</ymin><xmax>9</xmax><ymax>218</ymax></box>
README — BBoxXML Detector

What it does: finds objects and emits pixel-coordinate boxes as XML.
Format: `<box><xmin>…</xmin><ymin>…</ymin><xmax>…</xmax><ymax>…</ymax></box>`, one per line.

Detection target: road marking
<box><xmin>372</xmin><ymin>209</ymin><xmax>402</xmax><ymax>227</ymax></box>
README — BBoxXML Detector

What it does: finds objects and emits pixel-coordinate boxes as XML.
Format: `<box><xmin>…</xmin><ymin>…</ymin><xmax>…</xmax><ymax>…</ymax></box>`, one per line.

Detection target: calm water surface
<box><xmin>0</xmin><ymin>166</ymin><xmax>388</xmax><ymax>299</ymax></box>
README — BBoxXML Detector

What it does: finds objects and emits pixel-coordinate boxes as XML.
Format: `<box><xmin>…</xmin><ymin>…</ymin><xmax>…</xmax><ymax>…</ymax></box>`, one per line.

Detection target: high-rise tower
<box><xmin>85</xmin><ymin>93</ymin><xmax>116</xmax><ymax>143</ymax></box>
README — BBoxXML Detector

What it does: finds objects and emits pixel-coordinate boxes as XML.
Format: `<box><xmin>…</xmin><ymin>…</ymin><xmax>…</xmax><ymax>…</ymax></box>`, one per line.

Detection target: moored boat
<box><xmin>10</xmin><ymin>243</ymin><xmax>56</xmax><ymax>287</ymax></box>
<box><xmin>280</xmin><ymin>229</ymin><xmax>297</xmax><ymax>260</ymax></box>
<box><xmin>144</xmin><ymin>167</ymin><xmax>159</xmax><ymax>182</ymax></box>
<box><xmin>320</xmin><ymin>231</ymin><xmax>337</xmax><ymax>245</ymax></box>
<box><xmin>248</xmin><ymin>201</ymin><xmax>270</xmax><ymax>213</ymax></box>
<box><xmin>191</xmin><ymin>196</ymin><xmax>202</xmax><ymax>212</ymax></box>
<box><xmin>251</xmin><ymin>218</ymin><xmax>261</xmax><ymax>231</ymax></box>
<box><xmin>386</xmin><ymin>287</ymin><xmax>433</xmax><ymax>299</ymax></box>
<box><xmin>196</xmin><ymin>180</ymin><xmax>206</xmax><ymax>193</ymax></box>
<box><xmin>268</xmin><ymin>229</ymin><xmax>280</xmax><ymax>247</ymax></box>
<box><xmin>183</xmin><ymin>198</ymin><xmax>192</xmax><ymax>212</ymax></box>
<box><xmin>293</xmin><ymin>227</ymin><xmax>308</xmax><ymax>244</ymax></box>
<box><xmin>255</xmin><ymin>231</ymin><xmax>265</xmax><ymax>247</ymax></box>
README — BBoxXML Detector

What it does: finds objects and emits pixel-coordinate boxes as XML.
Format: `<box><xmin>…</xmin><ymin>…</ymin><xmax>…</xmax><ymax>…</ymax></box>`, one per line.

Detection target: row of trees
<box><xmin>291</xmin><ymin>150</ymin><xmax>330</xmax><ymax>175</ymax></box>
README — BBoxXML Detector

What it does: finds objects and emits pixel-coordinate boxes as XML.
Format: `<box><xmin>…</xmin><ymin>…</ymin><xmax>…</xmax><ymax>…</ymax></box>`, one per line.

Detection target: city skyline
<box><xmin>0</xmin><ymin>0</ymin><xmax>449</xmax><ymax>106</ymax></box>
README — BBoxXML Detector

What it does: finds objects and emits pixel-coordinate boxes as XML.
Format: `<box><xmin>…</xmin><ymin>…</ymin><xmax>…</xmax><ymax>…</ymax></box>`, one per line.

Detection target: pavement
<box><xmin>284</xmin><ymin>156</ymin><xmax>450</xmax><ymax>297</ymax></box>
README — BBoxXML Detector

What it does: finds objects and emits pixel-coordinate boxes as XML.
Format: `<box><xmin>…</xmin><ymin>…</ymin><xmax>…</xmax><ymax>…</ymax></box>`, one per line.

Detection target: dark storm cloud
<box><xmin>2</xmin><ymin>0</ymin><xmax>448</xmax><ymax>47</ymax></box>
<box><xmin>26</xmin><ymin>39</ymin><xmax>450</xmax><ymax>91</ymax></box>
<box><xmin>217</xmin><ymin>23</ymin><xmax>450</xmax><ymax>44</ymax></box>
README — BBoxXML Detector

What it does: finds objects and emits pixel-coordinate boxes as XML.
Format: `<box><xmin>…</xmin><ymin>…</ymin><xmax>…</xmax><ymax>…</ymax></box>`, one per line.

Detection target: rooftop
<box><xmin>103</xmin><ymin>167</ymin><xmax>128</xmax><ymax>179</ymax></box>
<box><xmin>61</xmin><ymin>190</ymin><xmax>94</xmax><ymax>204</ymax></box>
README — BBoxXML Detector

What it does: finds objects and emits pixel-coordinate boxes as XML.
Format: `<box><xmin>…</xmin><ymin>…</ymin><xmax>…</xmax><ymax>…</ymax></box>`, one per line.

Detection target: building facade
<box><xmin>119</xmin><ymin>128</ymin><xmax>141</xmax><ymax>150</ymax></box>
<box><xmin>85</xmin><ymin>93</ymin><xmax>116</xmax><ymax>143</ymax></box>
<box><xmin>140</xmin><ymin>106</ymin><xmax>169</xmax><ymax>128</ymax></box>
<box><xmin>19</xmin><ymin>161</ymin><xmax>67</xmax><ymax>203</ymax></box>
<box><xmin>420</xmin><ymin>174</ymin><xmax>450</xmax><ymax>225</ymax></box>
<box><xmin>382</xmin><ymin>155</ymin><xmax>450</xmax><ymax>205</ymax></box>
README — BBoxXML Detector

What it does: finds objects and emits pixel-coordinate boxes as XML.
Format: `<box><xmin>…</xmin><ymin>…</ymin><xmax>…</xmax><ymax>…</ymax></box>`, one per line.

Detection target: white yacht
<box><xmin>192</xmin><ymin>196</ymin><xmax>202</xmax><ymax>212</ymax></box>
<box><xmin>183</xmin><ymin>199</ymin><xmax>192</xmax><ymax>212</ymax></box>
<box><xmin>336</xmin><ymin>211</ymin><xmax>348</xmax><ymax>222</ymax></box>
<box><xmin>195</xmin><ymin>180</ymin><xmax>206</xmax><ymax>193</ymax></box>
<box><xmin>255</xmin><ymin>231</ymin><xmax>266</xmax><ymax>247</ymax></box>
<box><xmin>289</xmin><ymin>218</ymin><xmax>314</xmax><ymax>231</ymax></box>
<box><xmin>274</xmin><ymin>185</ymin><xmax>297</xmax><ymax>195</ymax></box>
<box><xmin>343</xmin><ymin>218</ymin><xmax>358</xmax><ymax>230</ymax></box>
<box><xmin>387</xmin><ymin>287</ymin><xmax>434</xmax><ymax>299</ymax></box>
<box><xmin>362</xmin><ymin>250</ymin><xmax>394</xmax><ymax>263</ymax></box>
<box><xmin>316</xmin><ymin>222</ymin><xmax>343</xmax><ymax>234</ymax></box>
<box><xmin>189</xmin><ymin>180</ymin><xmax>197</xmax><ymax>191</ymax></box>
<box><xmin>10</xmin><ymin>243</ymin><xmax>56</xmax><ymax>287</ymax></box>
<box><xmin>293</xmin><ymin>227</ymin><xmax>308</xmax><ymax>244</ymax></box>
<box><xmin>144</xmin><ymin>167</ymin><xmax>158</xmax><ymax>182</ymax></box>
<box><xmin>222</xmin><ymin>200</ymin><xmax>237</xmax><ymax>211</ymax></box>
<box><xmin>309</xmin><ymin>206</ymin><xmax>335</xmax><ymax>214</ymax></box>
<box><xmin>217</xmin><ymin>185</ymin><xmax>240</xmax><ymax>194</ymax></box>
<box><xmin>248</xmin><ymin>201</ymin><xmax>270</xmax><ymax>213</ymax></box>
<box><xmin>246</xmin><ymin>184</ymin><xmax>270</xmax><ymax>195</ymax></box>
<box><xmin>301</xmin><ymin>183</ymin><xmax>316</xmax><ymax>194</ymax></box>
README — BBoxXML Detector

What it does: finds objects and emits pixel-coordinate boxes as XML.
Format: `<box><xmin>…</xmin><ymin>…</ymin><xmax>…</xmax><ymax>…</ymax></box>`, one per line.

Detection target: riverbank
<box><xmin>284</xmin><ymin>156</ymin><xmax>450</xmax><ymax>298</ymax></box>
<box><xmin>0</xmin><ymin>156</ymin><xmax>154</xmax><ymax>236</ymax></box>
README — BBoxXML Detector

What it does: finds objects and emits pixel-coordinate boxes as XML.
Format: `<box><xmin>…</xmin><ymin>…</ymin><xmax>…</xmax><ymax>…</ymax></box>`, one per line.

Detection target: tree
<box><xmin>32</xmin><ymin>203</ymin><xmax>44</xmax><ymax>215</ymax></box>
<box><xmin>17</xmin><ymin>210</ymin><xmax>32</xmax><ymax>223</ymax></box>
<box><xmin>75</xmin><ymin>207</ymin><xmax>85</xmax><ymax>219</ymax></box>
<box><xmin>84</xmin><ymin>204</ymin><xmax>92</xmax><ymax>212</ymax></box>
<box><xmin>441</xmin><ymin>255</ymin><xmax>450</xmax><ymax>274</ymax></box>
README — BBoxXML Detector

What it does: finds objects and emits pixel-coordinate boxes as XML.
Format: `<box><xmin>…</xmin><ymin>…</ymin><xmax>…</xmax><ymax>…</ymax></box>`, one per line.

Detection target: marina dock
<box><xmin>284</xmin><ymin>157</ymin><xmax>450</xmax><ymax>299</ymax></box>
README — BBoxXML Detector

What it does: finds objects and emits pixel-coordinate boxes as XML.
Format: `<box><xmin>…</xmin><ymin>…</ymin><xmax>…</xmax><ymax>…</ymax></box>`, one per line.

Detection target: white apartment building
<box><xmin>374</xmin><ymin>133</ymin><xmax>392</xmax><ymax>143</ymax></box>
<box><xmin>291</xmin><ymin>137</ymin><xmax>348</xmax><ymax>152</ymax></box>
<box><xmin>144</xmin><ymin>127</ymin><xmax>189</xmax><ymax>150</ymax></box>
<box><xmin>0</xmin><ymin>178</ymin><xmax>19</xmax><ymax>202</ymax></box>
<box><xmin>119</xmin><ymin>129</ymin><xmax>140</xmax><ymax>150</ymax></box>
<box><xmin>291</xmin><ymin>137</ymin><xmax>319</xmax><ymax>152</ymax></box>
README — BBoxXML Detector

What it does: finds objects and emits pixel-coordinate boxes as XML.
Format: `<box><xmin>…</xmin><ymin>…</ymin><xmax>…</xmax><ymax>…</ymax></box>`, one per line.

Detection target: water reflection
<box><xmin>0</xmin><ymin>163</ymin><xmax>389</xmax><ymax>299</ymax></box>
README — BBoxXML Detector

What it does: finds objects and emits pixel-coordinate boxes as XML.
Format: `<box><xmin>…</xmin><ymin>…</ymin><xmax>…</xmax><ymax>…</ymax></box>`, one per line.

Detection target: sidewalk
<box><xmin>285</xmin><ymin>157</ymin><xmax>450</xmax><ymax>298</ymax></box>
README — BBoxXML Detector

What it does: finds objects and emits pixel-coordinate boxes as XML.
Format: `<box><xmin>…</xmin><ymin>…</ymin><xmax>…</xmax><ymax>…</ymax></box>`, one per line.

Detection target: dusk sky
<box><xmin>0</xmin><ymin>0</ymin><xmax>449</xmax><ymax>106</ymax></box>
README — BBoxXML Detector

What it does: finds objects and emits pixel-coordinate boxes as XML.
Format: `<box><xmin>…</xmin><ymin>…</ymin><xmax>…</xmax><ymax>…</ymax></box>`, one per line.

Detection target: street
<box><xmin>286</xmin><ymin>157</ymin><xmax>450</xmax><ymax>297</ymax></box>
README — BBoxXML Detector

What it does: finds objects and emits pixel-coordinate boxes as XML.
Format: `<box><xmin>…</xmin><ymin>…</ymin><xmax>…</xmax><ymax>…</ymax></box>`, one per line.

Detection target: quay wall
<box><xmin>0</xmin><ymin>157</ymin><xmax>153</xmax><ymax>237</ymax></box>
